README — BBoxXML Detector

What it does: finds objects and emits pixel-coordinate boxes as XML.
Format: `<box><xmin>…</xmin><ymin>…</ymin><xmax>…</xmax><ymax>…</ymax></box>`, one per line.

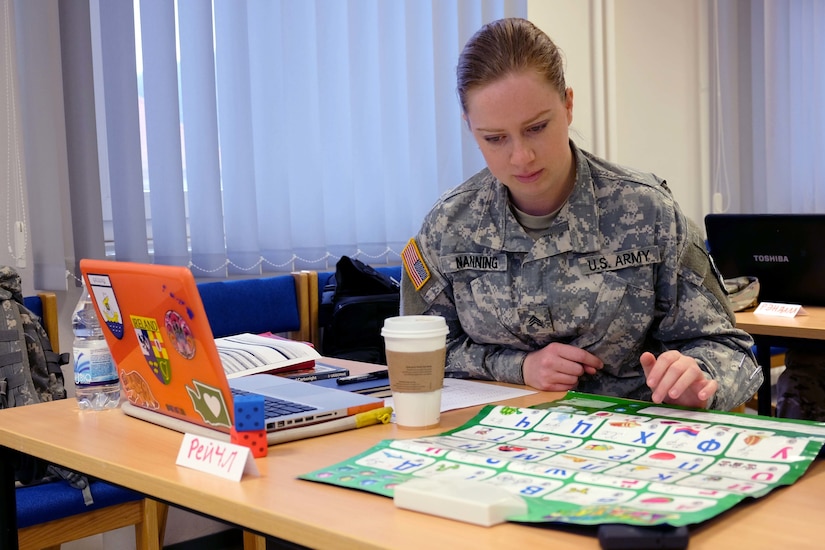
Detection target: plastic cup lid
<box><xmin>381</xmin><ymin>315</ymin><xmax>448</xmax><ymax>338</ymax></box>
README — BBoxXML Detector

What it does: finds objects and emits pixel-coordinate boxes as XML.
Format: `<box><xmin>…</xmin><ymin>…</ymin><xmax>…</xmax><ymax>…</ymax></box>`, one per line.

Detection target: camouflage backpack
<box><xmin>0</xmin><ymin>266</ymin><xmax>88</xmax><ymax>494</ymax></box>
<box><xmin>0</xmin><ymin>266</ymin><xmax>68</xmax><ymax>409</ymax></box>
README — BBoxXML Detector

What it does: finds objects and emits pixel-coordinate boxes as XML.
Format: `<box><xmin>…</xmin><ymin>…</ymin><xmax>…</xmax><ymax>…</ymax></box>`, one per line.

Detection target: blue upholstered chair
<box><xmin>17</xmin><ymin>293</ymin><xmax>166</xmax><ymax>550</ymax></box>
<box><xmin>197</xmin><ymin>272</ymin><xmax>311</xmax><ymax>342</ymax></box>
<box><xmin>196</xmin><ymin>275</ymin><xmax>312</xmax><ymax>550</ymax></box>
<box><xmin>16</xmin><ymin>478</ymin><xmax>165</xmax><ymax>550</ymax></box>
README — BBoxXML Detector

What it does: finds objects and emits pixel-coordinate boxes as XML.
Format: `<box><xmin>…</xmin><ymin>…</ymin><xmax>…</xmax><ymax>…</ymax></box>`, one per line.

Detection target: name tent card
<box><xmin>753</xmin><ymin>302</ymin><xmax>807</xmax><ymax>318</ymax></box>
<box><xmin>176</xmin><ymin>432</ymin><xmax>259</xmax><ymax>481</ymax></box>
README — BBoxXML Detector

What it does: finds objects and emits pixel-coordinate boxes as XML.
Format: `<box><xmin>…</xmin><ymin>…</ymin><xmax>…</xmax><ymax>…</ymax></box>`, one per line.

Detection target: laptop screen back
<box><xmin>704</xmin><ymin>213</ymin><xmax>825</xmax><ymax>306</ymax></box>
<box><xmin>78</xmin><ymin>259</ymin><xmax>383</xmax><ymax>434</ymax></box>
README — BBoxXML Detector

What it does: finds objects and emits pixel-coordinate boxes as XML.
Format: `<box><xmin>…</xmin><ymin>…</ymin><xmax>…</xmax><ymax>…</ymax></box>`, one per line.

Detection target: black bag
<box><xmin>319</xmin><ymin>257</ymin><xmax>400</xmax><ymax>364</ymax></box>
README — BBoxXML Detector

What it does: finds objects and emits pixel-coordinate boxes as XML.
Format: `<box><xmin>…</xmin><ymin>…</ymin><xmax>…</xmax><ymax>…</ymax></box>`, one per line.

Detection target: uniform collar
<box><xmin>470</xmin><ymin>141</ymin><xmax>602</xmax><ymax>256</ymax></box>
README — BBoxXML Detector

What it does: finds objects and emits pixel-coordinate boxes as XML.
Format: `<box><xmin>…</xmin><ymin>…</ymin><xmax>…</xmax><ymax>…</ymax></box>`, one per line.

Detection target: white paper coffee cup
<box><xmin>381</xmin><ymin>315</ymin><xmax>448</xmax><ymax>428</ymax></box>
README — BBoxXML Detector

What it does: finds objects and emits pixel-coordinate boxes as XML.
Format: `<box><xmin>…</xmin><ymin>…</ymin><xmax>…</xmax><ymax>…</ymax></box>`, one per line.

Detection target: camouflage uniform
<box><xmin>401</xmin><ymin>142</ymin><xmax>762</xmax><ymax>411</ymax></box>
<box><xmin>775</xmin><ymin>346</ymin><xmax>825</xmax><ymax>421</ymax></box>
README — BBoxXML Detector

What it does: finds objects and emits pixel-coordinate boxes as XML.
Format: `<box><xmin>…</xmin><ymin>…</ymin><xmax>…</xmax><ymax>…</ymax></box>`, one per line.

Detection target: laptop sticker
<box><xmin>120</xmin><ymin>369</ymin><xmax>160</xmax><ymax>409</ymax></box>
<box><xmin>164</xmin><ymin>284</ymin><xmax>195</xmax><ymax>318</ymax></box>
<box><xmin>186</xmin><ymin>379</ymin><xmax>232</xmax><ymax>428</ymax></box>
<box><xmin>132</xmin><ymin>315</ymin><xmax>172</xmax><ymax>384</ymax></box>
<box><xmin>87</xmin><ymin>273</ymin><xmax>125</xmax><ymax>339</ymax></box>
<box><xmin>165</xmin><ymin>310</ymin><xmax>196</xmax><ymax>359</ymax></box>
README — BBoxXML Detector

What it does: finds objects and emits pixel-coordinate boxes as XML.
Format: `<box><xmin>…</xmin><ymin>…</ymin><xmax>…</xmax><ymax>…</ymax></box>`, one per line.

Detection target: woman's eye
<box><xmin>527</xmin><ymin>122</ymin><xmax>548</xmax><ymax>134</ymax></box>
<box><xmin>484</xmin><ymin>135</ymin><xmax>504</xmax><ymax>144</ymax></box>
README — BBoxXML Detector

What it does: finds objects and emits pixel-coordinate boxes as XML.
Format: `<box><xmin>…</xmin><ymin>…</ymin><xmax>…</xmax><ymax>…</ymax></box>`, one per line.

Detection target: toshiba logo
<box><xmin>753</xmin><ymin>255</ymin><xmax>790</xmax><ymax>262</ymax></box>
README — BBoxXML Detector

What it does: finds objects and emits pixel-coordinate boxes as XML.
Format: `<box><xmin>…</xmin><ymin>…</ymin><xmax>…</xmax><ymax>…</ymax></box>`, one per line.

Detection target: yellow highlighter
<box><xmin>355</xmin><ymin>406</ymin><xmax>394</xmax><ymax>428</ymax></box>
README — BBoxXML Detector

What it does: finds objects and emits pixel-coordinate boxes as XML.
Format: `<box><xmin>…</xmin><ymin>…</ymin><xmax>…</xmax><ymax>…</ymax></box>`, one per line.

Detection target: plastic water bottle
<box><xmin>72</xmin><ymin>285</ymin><xmax>120</xmax><ymax>410</ymax></box>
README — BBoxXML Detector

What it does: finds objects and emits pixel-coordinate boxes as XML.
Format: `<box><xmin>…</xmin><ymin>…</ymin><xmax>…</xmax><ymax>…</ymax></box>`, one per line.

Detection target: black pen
<box><xmin>336</xmin><ymin>370</ymin><xmax>390</xmax><ymax>385</ymax></box>
<box><xmin>445</xmin><ymin>370</ymin><xmax>470</xmax><ymax>379</ymax></box>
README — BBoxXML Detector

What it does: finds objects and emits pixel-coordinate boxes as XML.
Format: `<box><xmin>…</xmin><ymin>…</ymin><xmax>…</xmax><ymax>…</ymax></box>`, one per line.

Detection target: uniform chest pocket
<box><xmin>453</xmin><ymin>270</ymin><xmax>526</xmax><ymax>346</ymax></box>
<box><xmin>573</xmin><ymin>273</ymin><xmax>656</xmax><ymax>375</ymax></box>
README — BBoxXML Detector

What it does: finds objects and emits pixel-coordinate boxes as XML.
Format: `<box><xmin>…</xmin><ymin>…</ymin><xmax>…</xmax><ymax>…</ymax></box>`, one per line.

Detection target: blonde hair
<box><xmin>456</xmin><ymin>18</ymin><xmax>566</xmax><ymax>113</ymax></box>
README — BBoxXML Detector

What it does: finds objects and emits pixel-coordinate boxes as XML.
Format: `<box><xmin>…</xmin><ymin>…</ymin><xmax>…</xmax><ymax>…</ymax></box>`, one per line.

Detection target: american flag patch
<box><xmin>402</xmin><ymin>238</ymin><xmax>430</xmax><ymax>291</ymax></box>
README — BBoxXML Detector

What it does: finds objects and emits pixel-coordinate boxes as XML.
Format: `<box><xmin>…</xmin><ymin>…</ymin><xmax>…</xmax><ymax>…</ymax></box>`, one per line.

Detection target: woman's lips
<box><xmin>514</xmin><ymin>169</ymin><xmax>543</xmax><ymax>184</ymax></box>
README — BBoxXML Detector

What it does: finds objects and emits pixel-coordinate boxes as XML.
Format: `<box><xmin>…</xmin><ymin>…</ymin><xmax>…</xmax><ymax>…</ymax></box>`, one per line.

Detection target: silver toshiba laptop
<box><xmin>704</xmin><ymin>213</ymin><xmax>825</xmax><ymax>306</ymax></box>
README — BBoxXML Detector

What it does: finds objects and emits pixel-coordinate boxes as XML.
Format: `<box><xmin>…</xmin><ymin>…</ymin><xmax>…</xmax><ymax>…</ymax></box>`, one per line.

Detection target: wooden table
<box><xmin>2</xmin><ymin>360</ymin><xmax>825</xmax><ymax>549</ymax></box>
<box><xmin>736</xmin><ymin>306</ymin><xmax>825</xmax><ymax>415</ymax></box>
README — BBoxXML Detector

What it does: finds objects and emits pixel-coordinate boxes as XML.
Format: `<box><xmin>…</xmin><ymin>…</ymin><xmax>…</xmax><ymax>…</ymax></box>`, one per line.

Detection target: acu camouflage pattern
<box><xmin>402</xmin><ymin>141</ymin><xmax>762</xmax><ymax>411</ymax></box>
<box><xmin>775</xmin><ymin>348</ymin><xmax>825</xmax><ymax>421</ymax></box>
<box><xmin>0</xmin><ymin>265</ymin><xmax>67</xmax><ymax>409</ymax></box>
<box><xmin>0</xmin><ymin>267</ymin><xmax>86</xmax><ymax>493</ymax></box>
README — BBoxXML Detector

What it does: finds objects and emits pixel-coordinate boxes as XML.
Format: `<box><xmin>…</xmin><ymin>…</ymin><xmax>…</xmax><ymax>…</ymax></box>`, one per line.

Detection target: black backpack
<box><xmin>0</xmin><ymin>266</ymin><xmax>93</xmax><ymax>501</ymax></box>
<box><xmin>319</xmin><ymin>257</ymin><xmax>400</xmax><ymax>364</ymax></box>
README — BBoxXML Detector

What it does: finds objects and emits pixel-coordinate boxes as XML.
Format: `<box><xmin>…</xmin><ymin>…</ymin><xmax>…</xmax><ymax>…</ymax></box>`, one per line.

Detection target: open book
<box><xmin>215</xmin><ymin>333</ymin><xmax>321</xmax><ymax>379</ymax></box>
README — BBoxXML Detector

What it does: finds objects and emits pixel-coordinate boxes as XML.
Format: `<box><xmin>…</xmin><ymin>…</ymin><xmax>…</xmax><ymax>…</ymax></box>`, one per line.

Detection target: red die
<box><xmin>230</xmin><ymin>427</ymin><xmax>268</xmax><ymax>458</ymax></box>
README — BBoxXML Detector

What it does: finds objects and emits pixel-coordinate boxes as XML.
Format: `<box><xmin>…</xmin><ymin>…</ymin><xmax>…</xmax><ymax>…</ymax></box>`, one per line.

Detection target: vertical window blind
<box><xmin>710</xmin><ymin>0</ymin><xmax>825</xmax><ymax>214</ymax></box>
<box><xmin>92</xmin><ymin>0</ymin><xmax>527</xmax><ymax>277</ymax></box>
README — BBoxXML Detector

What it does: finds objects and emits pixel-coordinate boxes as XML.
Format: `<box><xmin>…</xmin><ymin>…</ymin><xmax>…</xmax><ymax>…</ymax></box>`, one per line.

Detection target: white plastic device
<box><xmin>393</xmin><ymin>478</ymin><xmax>528</xmax><ymax>527</ymax></box>
<box><xmin>14</xmin><ymin>221</ymin><xmax>26</xmax><ymax>268</ymax></box>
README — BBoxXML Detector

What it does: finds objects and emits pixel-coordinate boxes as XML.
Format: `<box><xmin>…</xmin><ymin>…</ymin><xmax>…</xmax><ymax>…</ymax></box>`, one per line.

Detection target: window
<box><xmin>710</xmin><ymin>0</ymin><xmax>825</xmax><ymax>214</ymax></box>
<box><xmin>92</xmin><ymin>0</ymin><xmax>527</xmax><ymax>277</ymax></box>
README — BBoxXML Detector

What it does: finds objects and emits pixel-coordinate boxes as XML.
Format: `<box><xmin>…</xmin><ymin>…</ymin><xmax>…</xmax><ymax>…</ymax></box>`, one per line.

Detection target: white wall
<box><xmin>529</xmin><ymin>0</ymin><xmax>710</xmax><ymax>226</ymax></box>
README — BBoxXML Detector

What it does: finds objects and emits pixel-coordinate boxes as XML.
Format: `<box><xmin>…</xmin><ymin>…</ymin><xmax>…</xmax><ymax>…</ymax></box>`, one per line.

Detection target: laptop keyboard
<box><xmin>231</xmin><ymin>388</ymin><xmax>318</xmax><ymax>418</ymax></box>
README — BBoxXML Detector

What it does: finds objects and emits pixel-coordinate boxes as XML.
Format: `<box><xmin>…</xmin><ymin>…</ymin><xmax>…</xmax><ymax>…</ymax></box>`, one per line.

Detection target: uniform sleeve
<box><xmin>400</xmin><ymin>236</ymin><xmax>528</xmax><ymax>384</ymax></box>
<box><xmin>654</xmin><ymin>217</ymin><xmax>763</xmax><ymax>410</ymax></box>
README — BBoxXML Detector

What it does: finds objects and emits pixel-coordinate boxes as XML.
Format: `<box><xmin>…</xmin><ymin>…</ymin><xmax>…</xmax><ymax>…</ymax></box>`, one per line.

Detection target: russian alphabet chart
<box><xmin>300</xmin><ymin>392</ymin><xmax>825</xmax><ymax>526</ymax></box>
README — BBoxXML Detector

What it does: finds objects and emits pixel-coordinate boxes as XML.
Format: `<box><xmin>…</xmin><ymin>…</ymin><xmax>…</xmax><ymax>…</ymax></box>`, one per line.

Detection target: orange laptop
<box><xmin>79</xmin><ymin>259</ymin><xmax>384</xmax><ymax>433</ymax></box>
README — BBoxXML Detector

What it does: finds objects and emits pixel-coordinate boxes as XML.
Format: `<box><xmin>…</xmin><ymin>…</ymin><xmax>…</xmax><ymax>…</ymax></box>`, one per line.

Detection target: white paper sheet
<box><xmin>384</xmin><ymin>378</ymin><xmax>536</xmax><ymax>413</ymax></box>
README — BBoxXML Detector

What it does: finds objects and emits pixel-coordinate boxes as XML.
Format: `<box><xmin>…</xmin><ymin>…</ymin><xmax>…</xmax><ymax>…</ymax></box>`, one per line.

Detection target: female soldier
<box><xmin>400</xmin><ymin>18</ymin><xmax>761</xmax><ymax>411</ymax></box>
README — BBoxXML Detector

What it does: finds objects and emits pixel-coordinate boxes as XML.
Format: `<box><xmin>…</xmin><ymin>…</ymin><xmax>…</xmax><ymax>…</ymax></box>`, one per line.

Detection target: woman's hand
<box><xmin>640</xmin><ymin>350</ymin><xmax>718</xmax><ymax>408</ymax></box>
<box><xmin>523</xmin><ymin>342</ymin><xmax>603</xmax><ymax>391</ymax></box>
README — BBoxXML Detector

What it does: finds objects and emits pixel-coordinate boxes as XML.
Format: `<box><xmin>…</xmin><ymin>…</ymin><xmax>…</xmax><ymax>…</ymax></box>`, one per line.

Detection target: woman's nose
<box><xmin>510</xmin><ymin>138</ymin><xmax>535</xmax><ymax>166</ymax></box>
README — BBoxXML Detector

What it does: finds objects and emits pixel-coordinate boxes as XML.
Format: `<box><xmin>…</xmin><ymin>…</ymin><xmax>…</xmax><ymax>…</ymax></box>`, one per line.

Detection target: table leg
<box><xmin>754</xmin><ymin>339</ymin><xmax>773</xmax><ymax>417</ymax></box>
<box><xmin>0</xmin><ymin>446</ymin><xmax>19</xmax><ymax>550</ymax></box>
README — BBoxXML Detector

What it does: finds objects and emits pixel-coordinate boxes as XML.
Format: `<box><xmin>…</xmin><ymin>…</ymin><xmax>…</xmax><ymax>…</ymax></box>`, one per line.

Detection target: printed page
<box><xmin>216</xmin><ymin>333</ymin><xmax>320</xmax><ymax>378</ymax></box>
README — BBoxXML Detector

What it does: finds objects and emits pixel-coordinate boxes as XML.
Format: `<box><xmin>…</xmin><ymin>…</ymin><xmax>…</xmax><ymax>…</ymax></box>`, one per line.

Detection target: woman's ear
<box><xmin>565</xmin><ymin>87</ymin><xmax>574</xmax><ymax>125</ymax></box>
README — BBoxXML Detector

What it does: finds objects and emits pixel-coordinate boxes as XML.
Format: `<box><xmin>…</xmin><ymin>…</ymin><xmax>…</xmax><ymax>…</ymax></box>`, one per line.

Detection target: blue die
<box><xmin>233</xmin><ymin>393</ymin><xmax>265</xmax><ymax>431</ymax></box>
